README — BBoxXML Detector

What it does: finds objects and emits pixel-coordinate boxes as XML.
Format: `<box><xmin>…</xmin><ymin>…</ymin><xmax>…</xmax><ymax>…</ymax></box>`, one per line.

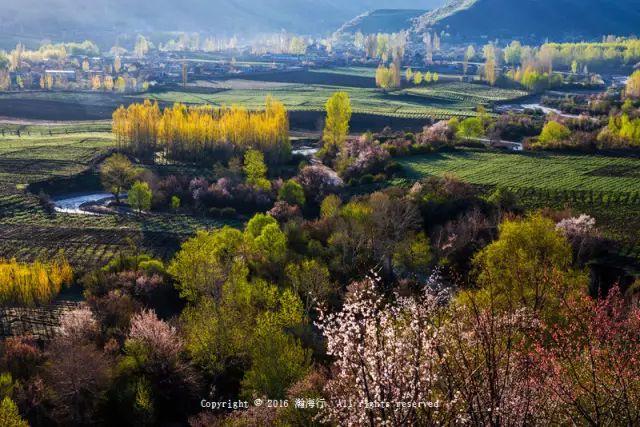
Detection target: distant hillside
<box><xmin>414</xmin><ymin>0</ymin><xmax>640</xmax><ymax>41</ymax></box>
<box><xmin>337</xmin><ymin>9</ymin><xmax>428</xmax><ymax>35</ymax></box>
<box><xmin>0</xmin><ymin>0</ymin><xmax>433</xmax><ymax>47</ymax></box>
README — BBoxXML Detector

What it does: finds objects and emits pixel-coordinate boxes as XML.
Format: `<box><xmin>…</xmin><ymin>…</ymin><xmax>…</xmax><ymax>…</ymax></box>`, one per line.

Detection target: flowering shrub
<box><xmin>185</xmin><ymin>176</ymin><xmax>275</xmax><ymax>214</ymax></box>
<box><xmin>134</xmin><ymin>274</ymin><xmax>164</xmax><ymax>297</ymax></box>
<box><xmin>441</xmin><ymin>303</ymin><xmax>545</xmax><ymax>425</ymax></box>
<box><xmin>317</xmin><ymin>272</ymin><xmax>451</xmax><ymax>425</ymax></box>
<box><xmin>128</xmin><ymin>309</ymin><xmax>183</xmax><ymax>361</ymax></box>
<box><xmin>58</xmin><ymin>306</ymin><xmax>99</xmax><ymax>342</ymax></box>
<box><xmin>337</xmin><ymin>134</ymin><xmax>390</xmax><ymax>181</ymax></box>
<box><xmin>556</xmin><ymin>214</ymin><xmax>602</xmax><ymax>265</ymax></box>
<box><xmin>417</xmin><ymin>120</ymin><xmax>456</xmax><ymax>147</ymax></box>
<box><xmin>297</xmin><ymin>165</ymin><xmax>343</xmax><ymax>203</ymax></box>
<box><xmin>316</xmin><ymin>268</ymin><xmax>635</xmax><ymax>425</ymax></box>
<box><xmin>87</xmin><ymin>290</ymin><xmax>140</xmax><ymax>341</ymax></box>
<box><xmin>268</xmin><ymin>201</ymin><xmax>302</xmax><ymax>223</ymax></box>
<box><xmin>123</xmin><ymin>310</ymin><xmax>199</xmax><ymax>421</ymax></box>
<box><xmin>382</xmin><ymin>135</ymin><xmax>413</xmax><ymax>156</ymax></box>
<box><xmin>188</xmin><ymin>177</ymin><xmax>209</xmax><ymax>204</ymax></box>
<box><xmin>0</xmin><ymin>336</ymin><xmax>43</xmax><ymax>380</ymax></box>
<box><xmin>412</xmin><ymin>174</ymin><xmax>476</xmax><ymax>202</ymax></box>
<box><xmin>432</xmin><ymin>208</ymin><xmax>493</xmax><ymax>269</ymax></box>
<box><xmin>556</xmin><ymin>214</ymin><xmax>597</xmax><ymax>237</ymax></box>
<box><xmin>530</xmin><ymin>288</ymin><xmax>640</xmax><ymax>424</ymax></box>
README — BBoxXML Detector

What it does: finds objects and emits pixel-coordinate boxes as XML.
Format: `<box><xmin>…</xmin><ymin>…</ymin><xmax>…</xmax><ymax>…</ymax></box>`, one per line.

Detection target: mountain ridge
<box><xmin>0</xmin><ymin>0</ymin><xmax>432</xmax><ymax>46</ymax></box>
<box><xmin>337</xmin><ymin>9</ymin><xmax>429</xmax><ymax>35</ymax></box>
<box><xmin>413</xmin><ymin>0</ymin><xmax>640</xmax><ymax>41</ymax></box>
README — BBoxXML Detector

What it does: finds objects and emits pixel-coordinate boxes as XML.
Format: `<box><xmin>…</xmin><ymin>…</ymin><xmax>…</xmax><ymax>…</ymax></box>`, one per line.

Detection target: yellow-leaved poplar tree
<box><xmin>323</xmin><ymin>92</ymin><xmax>352</xmax><ymax>149</ymax></box>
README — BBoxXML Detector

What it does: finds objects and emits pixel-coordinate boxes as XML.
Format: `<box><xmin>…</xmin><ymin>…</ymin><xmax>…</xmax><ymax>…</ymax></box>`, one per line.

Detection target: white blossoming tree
<box><xmin>317</xmin><ymin>272</ymin><xmax>451</xmax><ymax>426</ymax></box>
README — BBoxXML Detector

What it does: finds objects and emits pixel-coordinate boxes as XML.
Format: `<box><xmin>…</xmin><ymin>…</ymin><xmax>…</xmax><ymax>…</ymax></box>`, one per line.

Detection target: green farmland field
<box><xmin>0</xmin><ymin>133</ymin><xmax>113</xmax><ymax>187</ymax></box>
<box><xmin>147</xmin><ymin>78</ymin><xmax>527</xmax><ymax>120</ymax></box>
<box><xmin>0</xmin><ymin>125</ymin><xmax>234</xmax><ymax>269</ymax></box>
<box><xmin>145</xmin><ymin>85</ymin><xmax>484</xmax><ymax>120</ymax></box>
<box><xmin>399</xmin><ymin>148</ymin><xmax>640</xmax><ymax>251</ymax></box>
<box><xmin>405</xmin><ymin>82</ymin><xmax>528</xmax><ymax>105</ymax></box>
<box><xmin>400</xmin><ymin>149</ymin><xmax>640</xmax><ymax>193</ymax></box>
<box><xmin>310</xmin><ymin>67</ymin><xmax>378</xmax><ymax>78</ymax></box>
<box><xmin>0</xmin><ymin>68</ymin><xmax>529</xmax><ymax>123</ymax></box>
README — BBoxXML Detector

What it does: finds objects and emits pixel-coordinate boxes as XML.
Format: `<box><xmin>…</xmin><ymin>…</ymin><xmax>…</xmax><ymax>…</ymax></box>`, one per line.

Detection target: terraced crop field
<box><xmin>399</xmin><ymin>148</ymin><xmax>640</xmax><ymax>248</ymax></box>
<box><xmin>400</xmin><ymin>150</ymin><xmax>640</xmax><ymax>193</ymax></box>
<box><xmin>147</xmin><ymin>67</ymin><xmax>530</xmax><ymax>121</ymax></box>
<box><xmin>0</xmin><ymin>69</ymin><xmax>530</xmax><ymax>123</ymax></box>
<box><xmin>0</xmin><ymin>120</ymin><xmax>111</xmax><ymax>135</ymax></box>
<box><xmin>148</xmin><ymin>87</ymin><xmax>470</xmax><ymax>119</ymax></box>
<box><xmin>0</xmin><ymin>133</ymin><xmax>114</xmax><ymax>187</ymax></box>
<box><xmin>0</xmin><ymin>124</ymin><xmax>234</xmax><ymax>269</ymax></box>
<box><xmin>405</xmin><ymin>82</ymin><xmax>528</xmax><ymax>105</ymax></box>
<box><xmin>310</xmin><ymin>67</ymin><xmax>378</xmax><ymax>78</ymax></box>
<box><xmin>147</xmin><ymin>81</ymin><xmax>520</xmax><ymax>121</ymax></box>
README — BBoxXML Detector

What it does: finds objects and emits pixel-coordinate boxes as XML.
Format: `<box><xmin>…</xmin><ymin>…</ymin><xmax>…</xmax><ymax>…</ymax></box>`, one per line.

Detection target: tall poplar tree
<box><xmin>323</xmin><ymin>92</ymin><xmax>352</xmax><ymax>148</ymax></box>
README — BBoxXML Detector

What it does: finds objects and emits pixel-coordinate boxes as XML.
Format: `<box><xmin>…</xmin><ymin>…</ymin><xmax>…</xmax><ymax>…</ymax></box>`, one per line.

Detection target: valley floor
<box><xmin>0</xmin><ymin>125</ymin><xmax>235</xmax><ymax>269</ymax></box>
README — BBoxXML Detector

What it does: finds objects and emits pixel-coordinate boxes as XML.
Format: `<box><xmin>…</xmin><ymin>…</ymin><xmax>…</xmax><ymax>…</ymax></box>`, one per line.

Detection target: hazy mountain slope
<box><xmin>414</xmin><ymin>0</ymin><xmax>640</xmax><ymax>41</ymax></box>
<box><xmin>0</xmin><ymin>0</ymin><xmax>434</xmax><ymax>44</ymax></box>
<box><xmin>337</xmin><ymin>9</ymin><xmax>428</xmax><ymax>34</ymax></box>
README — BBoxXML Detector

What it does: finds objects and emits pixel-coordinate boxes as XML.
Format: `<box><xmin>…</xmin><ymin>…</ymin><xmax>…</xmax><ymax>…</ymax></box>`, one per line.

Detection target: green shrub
<box><xmin>171</xmin><ymin>195</ymin><xmax>181</xmax><ymax>210</ymax></box>
<box><xmin>138</xmin><ymin>260</ymin><xmax>166</xmax><ymax>276</ymax></box>
<box><xmin>360</xmin><ymin>174</ymin><xmax>374</xmax><ymax>185</ymax></box>
<box><xmin>384</xmin><ymin>161</ymin><xmax>403</xmax><ymax>176</ymax></box>
<box><xmin>538</xmin><ymin>121</ymin><xmax>571</xmax><ymax>145</ymax></box>
<box><xmin>220</xmin><ymin>207</ymin><xmax>237</xmax><ymax>218</ymax></box>
<box><xmin>278</xmin><ymin>179</ymin><xmax>306</xmax><ymax>206</ymax></box>
<box><xmin>128</xmin><ymin>181</ymin><xmax>152</xmax><ymax>213</ymax></box>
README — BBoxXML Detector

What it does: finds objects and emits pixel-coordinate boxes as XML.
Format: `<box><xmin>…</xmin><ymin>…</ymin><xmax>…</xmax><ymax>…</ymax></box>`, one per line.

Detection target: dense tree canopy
<box><xmin>278</xmin><ymin>179</ymin><xmax>305</xmax><ymax>207</ymax></box>
<box><xmin>113</xmin><ymin>98</ymin><xmax>290</xmax><ymax>163</ymax></box>
<box><xmin>471</xmin><ymin>214</ymin><xmax>583</xmax><ymax>316</ymax></box>
<box><xmin>243</xmin><ymin>149</ymin><xmax>271</xmax><ymax>191</ymax></box>
<box><xmin>457</xmin><ymin>117</ymin><xmax>484</xmax><ymax>140</ymax></box>
<box><xmin>0</xmin><ymin>256</ymin><xmax>73</xmax><ymax>306</ymax></box>
<box><xmin>627</xmin><ymin>70</ymin><xmax>640</xmax><ymax>98</ymax></box>
<box><xmin>538</xmin><ymin>121</ymin><xmax>572</xmax><ymax>145</ymax></box>
<box><xmin>0</xmin><ymin>397</ymin><xmax>29</xmax><ymax>427</ymax></box>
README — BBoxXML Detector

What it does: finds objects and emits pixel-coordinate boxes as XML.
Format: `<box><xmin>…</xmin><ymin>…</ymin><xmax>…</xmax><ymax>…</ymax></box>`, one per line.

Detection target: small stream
<box><xmin>292</xmin><ymin>146</ymin><xmax>319</xmax><ymax>156</ymax></box>
<box><xmin>521</xmin><ymin>103</ymin><xmax>582</xmax><ymax>119</ymax></box>
<box><xmin>53</xmin><ymin>192</ymin><xmax>117</xmax><ymax>215</ymax></box>
<box><xmin>497</xmin><ymin>102</ymin><xmax>581</xmax><ymax>119</ymax></box>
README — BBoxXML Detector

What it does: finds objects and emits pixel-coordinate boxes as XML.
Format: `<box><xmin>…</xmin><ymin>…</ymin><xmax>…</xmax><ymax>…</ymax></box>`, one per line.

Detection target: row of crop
<box><xmin>0</xmin><ymin>236</ymin><xmax>119</xmax><ymax>269</ymax></box>
<box><xmin>405</xmin><ymin>84</ymin><xmax>528</xmax><ymax>103</ymax></box>
<box><xmin>402</xmin><ymin>150</ymin><xmax>640</xmax><ymax>194</ymax></box>
<box><xmin>0</xmin><ymin>301</ymin><xmax>83</xmax><ymax>339</ymax></box>
<box><xmin>282</xmin><ymin>105</ymin><xmax>479</xmax><ymax>119</ymax></box>
<box><xmin>507</xmin><ymin>186</ymin><xmax>640</xmax><ymax>206</ymax></box>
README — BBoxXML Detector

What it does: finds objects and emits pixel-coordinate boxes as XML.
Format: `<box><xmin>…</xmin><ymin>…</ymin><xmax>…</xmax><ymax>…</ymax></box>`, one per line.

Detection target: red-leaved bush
<box><xmin>530</xmin><ymin>287</ymin><xmax>640</xmax><ymax>425</ymax></box>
